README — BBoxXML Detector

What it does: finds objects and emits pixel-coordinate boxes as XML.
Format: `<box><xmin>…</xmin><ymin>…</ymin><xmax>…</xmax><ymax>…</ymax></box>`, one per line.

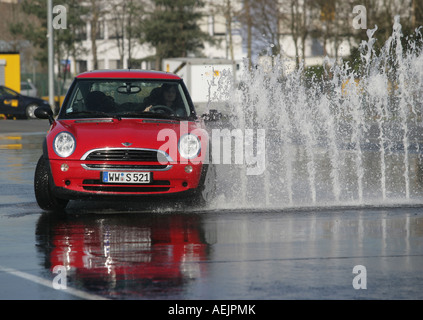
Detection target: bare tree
<box><xmin>108</xmin><ymin>0</ymin><xmax>142</xmax><ymax>68</ymax></box>
<box><xmin>126</xmin><ymin>0</ymin><xmax>141</xmax><ymax>66</ymax></box>
<box><xmin>313</xmin><ymin>0</ymin><xmax>353</xmax><ymax>63</ymax></box>
<box><xmin>225</xmin><ymin>0</ymin><xmax>236</xmax><ymax>62</ymax></box>
<box><xmin>236</xmin><ymin>0</ymin><xmax>282</xmax><ymax>68</ymax></box>
<box><xmin>411</xmin><ymin>0</ymin><xmax>423</xmax><ymax>30</ymax></box>
<box><xmin>204</xmin><ymin>0</ymin><xmax>237</xmax><ymax>62</ymax></box>
<box><xmin>243</xmin><ymin>0</ymin><xmax>253</xmax><ymax>69</ymax></box>
<box><xmin>284</xmin><ymin>0</ymin><xmax>304</xmax><ymax>68</ymax></box>
<box><xmin>109</xmin><ymin>0</ymin><xmax>127</xmax><ymax>68</ymax></box>
<box><xmin>87</xmin><ymin>0</ymin><xmax>106</xmax><ymax>70</ymax></box>
<box><xmin>251</xmin><ymin>0</ymin><xmax>283</xmax><ymax>57</ymax></box>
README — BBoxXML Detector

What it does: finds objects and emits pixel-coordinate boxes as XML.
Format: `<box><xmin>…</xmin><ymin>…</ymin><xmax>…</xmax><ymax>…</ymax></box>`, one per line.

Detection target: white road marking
<box><xmin>0</xmin><ymin>265</ymin><xmax>109</xmax><ymax>300</ymax></box>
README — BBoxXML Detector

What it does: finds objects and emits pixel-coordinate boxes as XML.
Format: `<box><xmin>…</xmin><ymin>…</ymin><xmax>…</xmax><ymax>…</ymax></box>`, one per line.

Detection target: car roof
<box><xmin>76</xmin><ymin>69</ymin><xmax>181</xmax><ymax>80</ymax></box>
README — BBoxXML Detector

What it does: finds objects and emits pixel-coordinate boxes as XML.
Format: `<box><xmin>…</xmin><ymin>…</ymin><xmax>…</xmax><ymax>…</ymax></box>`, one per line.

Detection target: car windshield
<box><xmin>59</xmin><ymin>79</ymin><xmax>195</xmax><ymax>120</ymax></box>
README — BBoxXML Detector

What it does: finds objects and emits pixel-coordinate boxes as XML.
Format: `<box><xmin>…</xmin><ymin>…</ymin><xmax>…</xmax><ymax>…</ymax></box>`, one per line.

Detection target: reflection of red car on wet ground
<box><xmin>48</xmin><ymin>215</ymin><xmax>207</xmax><ymax>296</ymax></box>
<box><xmin>34</xmin><ymin>70</ymin><xmax>216</xmax><ymax>211</ymax></box>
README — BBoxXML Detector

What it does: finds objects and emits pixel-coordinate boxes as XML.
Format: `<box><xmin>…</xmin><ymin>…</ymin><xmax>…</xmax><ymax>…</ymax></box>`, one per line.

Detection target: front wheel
<box><xmin>34</xmin><ymin>156</ymin><xmax>69</xmax><ymax>211</ymax></box>
<box><xmin>26</xmin><ymin>104</ymin><xmax>38</xmax><ymax>119</ymax></box>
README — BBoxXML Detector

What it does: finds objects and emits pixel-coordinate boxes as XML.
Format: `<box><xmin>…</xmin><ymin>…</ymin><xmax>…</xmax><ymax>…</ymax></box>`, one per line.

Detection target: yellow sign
<box><xmin>204</xmin><ymin>70</ymin><xmax>220</xmax><ymax>77</ymax></box>
<box><xmin>0</xmin><ymin>53</ymin><xmax>21</xmax><ymax>93</ymax></box>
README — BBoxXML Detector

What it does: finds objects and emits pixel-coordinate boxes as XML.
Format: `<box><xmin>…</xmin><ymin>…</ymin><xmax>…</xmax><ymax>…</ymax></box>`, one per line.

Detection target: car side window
<box><xmin>65</xmin><ymin>87</ymin><xmax>85</xmax><ymax>113</ymax></box>
<box><xmin>2</xmin><ymin>87</ymin><xmax>18</xmax><ymax>97</ymax></box>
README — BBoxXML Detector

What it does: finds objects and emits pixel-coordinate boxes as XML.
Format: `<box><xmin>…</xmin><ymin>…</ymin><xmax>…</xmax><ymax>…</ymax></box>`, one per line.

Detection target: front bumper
<box><xmin>49</xmin><ymin>159</ymin><xmax>204</xmax><ymax>199</ymax></box>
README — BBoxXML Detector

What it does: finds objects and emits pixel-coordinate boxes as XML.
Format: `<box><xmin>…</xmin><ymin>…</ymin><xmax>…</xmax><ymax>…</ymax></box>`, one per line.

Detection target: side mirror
<box><xmin>35</xmin><ymin>106</ymin><xmax>54</xmax><ymax>124</ymax></box>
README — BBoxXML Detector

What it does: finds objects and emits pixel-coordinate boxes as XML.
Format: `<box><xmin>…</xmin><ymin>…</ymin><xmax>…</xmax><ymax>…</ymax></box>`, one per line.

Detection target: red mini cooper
<box><xmin>34</xmin><ymin>70</ymin><xmax>216</xmax><ymax>211</ymax></box>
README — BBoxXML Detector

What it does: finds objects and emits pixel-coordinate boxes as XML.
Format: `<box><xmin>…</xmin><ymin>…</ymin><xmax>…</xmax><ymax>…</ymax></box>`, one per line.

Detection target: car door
<box><xmin>0</xmin><ymin>86</ymin><xmax>20</xmax><ymax>115</ymax></box>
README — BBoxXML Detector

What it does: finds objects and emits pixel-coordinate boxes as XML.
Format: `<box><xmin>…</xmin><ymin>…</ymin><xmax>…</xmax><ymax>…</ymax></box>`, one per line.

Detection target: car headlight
<box><xmin>178</xmin><ymin>134</ymin><xmax>201</xmax><ymax>159</ymax></box>
<box><xmin>53</xmin><ymin>132</ymin><xmax>76</xmax><ymax>158</ymax></box>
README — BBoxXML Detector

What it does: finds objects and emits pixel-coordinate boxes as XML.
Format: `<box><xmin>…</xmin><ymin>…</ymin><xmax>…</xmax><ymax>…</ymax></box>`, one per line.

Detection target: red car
<box><xmin>34</xmin><ymin>70</ymin><xmax>216</xmax><ymax>211</ymax></box>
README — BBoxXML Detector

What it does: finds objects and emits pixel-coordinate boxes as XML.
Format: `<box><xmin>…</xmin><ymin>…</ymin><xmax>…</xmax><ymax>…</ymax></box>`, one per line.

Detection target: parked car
<box><xmin>34</xmin><ymin>70</ymin><xmax>216</xmax><ymax>211</ymax></box>
<box><xmin>0</xmin><ymin>85</ymin><xmax>51</xmax><ymax>119</ymax></box>
<box><xmin>21</xmin><ymin>81</ymin><xmax>38</xmax><ymax>97</ymax></box>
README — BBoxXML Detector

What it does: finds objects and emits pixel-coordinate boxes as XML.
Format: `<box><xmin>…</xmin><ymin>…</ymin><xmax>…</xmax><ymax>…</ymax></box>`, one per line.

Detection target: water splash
<box><xmin>210</xmin><ymin>18</ymin><xmax>423</xmax><ymax>209</ymax></box>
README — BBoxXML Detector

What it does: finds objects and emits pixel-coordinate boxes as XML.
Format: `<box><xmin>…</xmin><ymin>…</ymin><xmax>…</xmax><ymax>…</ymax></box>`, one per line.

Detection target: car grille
<box><xmin>83</xmin><ymin>148</ymin><xmax>169</xmax><ymax>162</ymax></box>
<box><xmin>80</xmin><ymin>148</ymin><xmax>173</xmax><ymax>171</ymax></box>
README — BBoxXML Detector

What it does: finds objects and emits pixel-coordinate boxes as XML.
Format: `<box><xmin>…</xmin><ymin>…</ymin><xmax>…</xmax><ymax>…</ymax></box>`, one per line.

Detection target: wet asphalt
<box><xmin>0</xmin><ymin>119</ymin><xmax>422</xmax><ymax>302</ymax></box>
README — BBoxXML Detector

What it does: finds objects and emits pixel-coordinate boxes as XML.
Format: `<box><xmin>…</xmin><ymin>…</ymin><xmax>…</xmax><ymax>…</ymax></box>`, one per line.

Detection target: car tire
<box><xmin>26</xmin><ymin>104</ymin><xmax>38</xmax><ymax>119</ymax></box>
<box><xmin>34</xmin><ymin>156</ymin><xmax>69</xmax><ymax>211</ymax></box>
<box><xmin>189</xmin><ymin>163</ymin><xmax>217</xmax><ymax>206</ymax></box>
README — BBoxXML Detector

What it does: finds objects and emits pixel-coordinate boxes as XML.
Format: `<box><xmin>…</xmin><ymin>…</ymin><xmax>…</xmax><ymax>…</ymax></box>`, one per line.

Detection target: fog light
<box><xmin>61</xmin><ymin>163</ymin><xmax>69</xmax><ymax>172</ymax></box>
<box><xmin>184</xmin><ymin>165</ymin><xmax>193</xmax><ymax>173</ymax></box>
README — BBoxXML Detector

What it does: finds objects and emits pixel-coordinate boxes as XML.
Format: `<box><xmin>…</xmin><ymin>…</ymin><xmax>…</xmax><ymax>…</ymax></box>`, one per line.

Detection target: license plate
<box><xmin>102</xmin><ymin>172</ymin><xmax>151</xmax><ymax>184</ymax></box>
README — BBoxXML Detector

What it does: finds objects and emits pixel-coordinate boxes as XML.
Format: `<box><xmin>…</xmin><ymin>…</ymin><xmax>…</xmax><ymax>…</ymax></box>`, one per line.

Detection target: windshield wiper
<box><xmin>66</xmin><ymin>111</ymin><xmax>121</xmax><ymax>121</ymax></box>
<box><xmin>116</xmin><ymin>111</ymin><xmax>187</xmax><ymax>121</ymax></box>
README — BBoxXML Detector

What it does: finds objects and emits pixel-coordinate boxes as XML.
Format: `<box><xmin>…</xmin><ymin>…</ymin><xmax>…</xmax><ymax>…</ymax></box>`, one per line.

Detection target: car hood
<box><xmin>47</xmin><ymin>118</ymin><xmax>207</xmax><ymax>160</ymax></box>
